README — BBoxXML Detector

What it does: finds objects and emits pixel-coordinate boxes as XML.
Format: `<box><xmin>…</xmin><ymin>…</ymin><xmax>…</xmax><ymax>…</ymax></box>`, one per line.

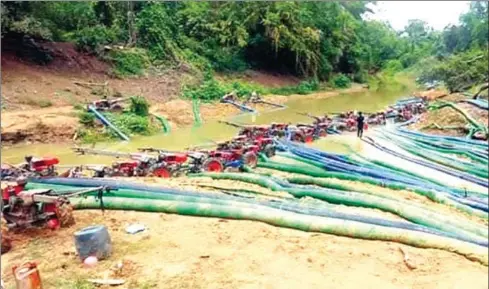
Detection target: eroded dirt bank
<box><xmin>1</xmin><ymin>42</ymin><xmax>367</xmax><ymax>146</ymax></box>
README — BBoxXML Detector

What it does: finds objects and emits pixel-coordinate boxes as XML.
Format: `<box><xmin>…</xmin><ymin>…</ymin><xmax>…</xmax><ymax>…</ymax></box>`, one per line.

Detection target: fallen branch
<box><xmin>398</xmin><ymin>247</ymin><xmax>417</xmax><ymax>270</ymax></box>
<box><xmin>74</xmin><ymin>81</ymin><xmax>109</xmax><ymax>87</ymax></box>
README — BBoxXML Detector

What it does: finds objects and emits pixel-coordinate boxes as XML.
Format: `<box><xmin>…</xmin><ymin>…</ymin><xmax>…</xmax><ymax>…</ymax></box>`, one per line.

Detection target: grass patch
<box><xmin>76</xmin><ymin>97</ymin><xmax>159</xmax><ymax>143</ymax></box>
<box><xmin>330</xmin><ymin>74</ymin><xmax>351</xmax><ymax>89</ymax></box>
<box><xmin>183</xmin><ymin>70</ymin><xmax>322</xmax><ymax>101</ymax></box>
<box><xmin>108</xmin><ymin>48</ymin><xmax>151</xmax><ymax>78</ymax></box>
<box><xmin>269</xmin><ymin>79</ymin><xmax>320</xmax><ymax>95</ymax></box>
<box><xmin>38</xmin><ymin>100</ymin><xmax>53</xmax><ymax>108</ymax></box>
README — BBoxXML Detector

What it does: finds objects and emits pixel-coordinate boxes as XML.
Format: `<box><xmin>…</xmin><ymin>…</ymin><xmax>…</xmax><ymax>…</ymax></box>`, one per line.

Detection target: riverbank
<box><xmin>3</xmin><ymin>90</ymin><xmax>488</xmax><ymax>289</ymax></box>
<box><xmin>0</xmin><ymin>84</ymin><xmax>367</xmax><ymax>147</ymax></box>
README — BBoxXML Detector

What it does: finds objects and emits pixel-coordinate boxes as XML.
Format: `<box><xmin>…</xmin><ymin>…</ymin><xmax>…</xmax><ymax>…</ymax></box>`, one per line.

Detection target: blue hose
<box><xmin>397</xmin><ymin>127</ymin><xmax>488</xmax><ymax>148</ymax></box>
<box><xmin>222</xmin><ymin>100</ymin><xmax>256</xmax><ymax>113</ymax></box>
<box><xmin>363</xmin><ymin>137</ymin><xmax>489</xmax><ymax>188</ymax></box>
<box><xmin>460</xmin><ymin>99</ymin><xmax>489</xmax><ymax>110</ymax></box>
<box><xmin>88</xmin><ymin>106</ymin><xmax>130</xmax><ymax>141</ymax></box>
<box><xmin>281</xmin><ymin>141</ymin><xmax>438</xmax><ymax>188</ymax></box>
<box><xmin>28</xmin><ymin>178</ymin><xmax>488</xmax><ymax>247</ymax></box>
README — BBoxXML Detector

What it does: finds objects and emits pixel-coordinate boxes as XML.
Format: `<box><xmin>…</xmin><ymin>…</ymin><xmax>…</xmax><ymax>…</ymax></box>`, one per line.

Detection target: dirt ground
<box><xmin>2</xmin><ymin>209</ymin><xmax>488</xmax><ymax>289</ymax></box>
<box><xmin>2</xmin><ymin>175</ymin><xmax>488</xmax><ymax>289</ymax></box>
<box><xmin>408</xmin><ymin>91</ymin><xmax>489</xmax><ymax>137</ymax></box>
<box><xmin>0</xmin><ymin>41</ymin><xmax>366</xmax><ymax>146</ymax></box>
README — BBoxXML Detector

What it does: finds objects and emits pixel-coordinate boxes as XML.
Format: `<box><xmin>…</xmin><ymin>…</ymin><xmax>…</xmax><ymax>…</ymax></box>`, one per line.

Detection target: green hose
<box><xmin>378</xmin><ymin>133</ymin><xmax>488</xmax><ymax>178</ymax></box>
<box><xmin>151</xmin><ymin>113</ymin><xmax>171</xmax><ymax>134</ymax></box>
<box><xmin>258</xmin><ymin>160</ymin><xmax>488</xmax><ymax>219</ymax></box>
<box><xmin>399</xmin><ymin>135</ymin><xmax>488</xmax><ymax>165</ymax></box>
<box><xmin>380</xmin><ymin>132</ymin><xmax>488</xmax><ymax>173</ymax></box>
<box><xmin>192</xmin><ymin>98</ymin><xmax>202</xmax><ymax>127</ymax></box>
<box><xmin>195</xmin><ymin>172</ymin><xmax>488</xmax><ymax>241</ymax></box>
<box><xmin>70</xmin><ymin>196</ymin><xmax>489</xmax><ymax>266</ymax></box>
<box><xmin>386</xmin><ymin>132</ymin><xmax>488</xmax><ymax>165</ymax></box>
<box><xmin>429</xmin><ymin>101</ymin><xmax>488</xmax><ymax>136</ymax></box>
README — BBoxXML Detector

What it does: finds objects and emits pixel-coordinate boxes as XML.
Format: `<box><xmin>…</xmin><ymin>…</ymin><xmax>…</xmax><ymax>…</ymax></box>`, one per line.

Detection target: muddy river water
<box><xmin>2</xmin><ymin>84</ymin><xmax>413</xmax><ymax>165</ymax></box>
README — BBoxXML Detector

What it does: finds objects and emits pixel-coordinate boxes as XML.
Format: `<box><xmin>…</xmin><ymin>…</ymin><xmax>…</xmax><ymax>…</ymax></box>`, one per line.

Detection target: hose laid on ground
<box><xmin>256</xmin><ymin>160</ymin><xmax>488</xmax><ymax>219</ymax></box>
<box><xmin>460</xmin><ymin>99</ymin><xmax>489</xmax><ymax>110</ymax></box>
<box><xmin>344</xmin><ymin>149</ymin><xmax>488</xmax><ymax>204</ymax></box>
<box><xmin>377</xmin><ymin>131</ymin><xmax>488</xmax><ymax>178</ymax></box>
<box><xmin>221</xmin><ymin>100</ymin><xmax>256</xmax><ymax>113</ymax></box>
<box><xmin>366</xmin><ymin>135</ymin><xmax>489</xmax><ymax>190</ymax></box>
<box><xmin>151</xmin><ymin>113</ymin><xmax>171</xmax><ymax>134</ymax></box>
<box><xmin>382</xmin><ymin>129</ymin><xmax>488</xmax><ymax>165</ymax></box>
<box><xmin>71</xmin><ymin>196</ymin><xmax>489</xmax><ymax>265</ymax></box>
<box><xmin>384</xmin><ymin>130</ymin><xmax>488</xmax><ymax>165</ymax></box>
<box><xmin>254</xmin><ymin>100</ymin><xmax>287</xmax><ymax>108</ymax></box>
<box><xmin>194</xmin><ymin>173</ymin><xmax>488</xmax><ymax>241</ymax></box>
<box><xmin>87</xmin><ymin>105</ymin><xmax>130</xmax><ymax>141</ymax></box>
<box><xmin>281</xmin><ymin>141</ymin><xmax>467</xmax><ymax>195</ymax></box>
<box><xmin>192</xmin><ymin>98</ymin><xmax>203</xmax><ymax>127</ymax></box>
<box><xmin>397</xmin><ymin>127</ymin><xmax>488</xmax><ymax>148</ymax></box>
<box><xmin>284</xmin><ymin>143</ymin><xmax>429</xmax><ymax>188</ymax></box>
<box><xmin>363</xmin><ymin>136</ymin><xmax>488</xmax><ymax>188</ymax></box>
<box><xmin>31</xmin><ymin>176</ymin><xmax>488</xmax><ymax>241</ymax></box>
<box><xmin>28</xmin><ymin>182</ymin><xmax>485</xmax><ymax>246</ymax></box>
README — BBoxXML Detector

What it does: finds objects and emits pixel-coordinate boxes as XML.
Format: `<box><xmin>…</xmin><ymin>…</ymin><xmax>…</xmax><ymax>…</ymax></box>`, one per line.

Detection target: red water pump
<box><xmin>2</xmin><ymin>180</ymin><xmax>106</xmax><ymax>230</ymax></box>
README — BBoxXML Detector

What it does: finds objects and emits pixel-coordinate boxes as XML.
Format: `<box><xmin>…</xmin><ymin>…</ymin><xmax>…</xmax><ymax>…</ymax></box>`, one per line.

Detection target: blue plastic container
<box><xmin>74</xmin><ymin>225</ymin><xmax>112</xmax><ymax>261</ymax></box>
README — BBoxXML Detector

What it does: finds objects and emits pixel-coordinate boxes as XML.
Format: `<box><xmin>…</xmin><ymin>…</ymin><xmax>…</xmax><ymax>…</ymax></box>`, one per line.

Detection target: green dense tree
<box><xmin>1</xmin><ymin>1</ymin><xmax>487</xmax><ymax>95</ymax></box>
<box><xmin>416</xmin><ymin>1</ymin><xmax>488</xmax><ymax>92</ymax></box>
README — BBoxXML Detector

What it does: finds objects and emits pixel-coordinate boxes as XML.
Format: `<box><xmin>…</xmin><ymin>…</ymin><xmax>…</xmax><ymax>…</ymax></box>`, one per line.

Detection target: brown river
<box><xmin>2</xmin><ymin>83</ymin><xmax>414</xmax><ymax>165</ymax></box>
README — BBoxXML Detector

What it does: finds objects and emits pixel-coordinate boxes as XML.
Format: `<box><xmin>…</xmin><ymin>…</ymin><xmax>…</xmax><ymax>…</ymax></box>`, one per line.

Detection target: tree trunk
<box><xmin>127</xmin><ymin>1</ymin><xmax>136</xmax><ymax>46</ymax></box>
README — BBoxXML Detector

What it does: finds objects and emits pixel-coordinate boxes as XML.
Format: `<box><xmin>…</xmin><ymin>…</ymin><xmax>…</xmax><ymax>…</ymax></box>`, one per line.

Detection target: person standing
<box><xmin>356</xmin><ymin>111</ymin><xmax>365</xmax><ymax>138</ymax></box>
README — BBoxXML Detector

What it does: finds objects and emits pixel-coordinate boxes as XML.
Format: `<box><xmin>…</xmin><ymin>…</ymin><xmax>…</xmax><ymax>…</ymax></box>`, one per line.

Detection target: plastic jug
<box><xmin>12</xmin><ymin>262</ymin><xmax>42</xmax><ymax>289</ymax></box>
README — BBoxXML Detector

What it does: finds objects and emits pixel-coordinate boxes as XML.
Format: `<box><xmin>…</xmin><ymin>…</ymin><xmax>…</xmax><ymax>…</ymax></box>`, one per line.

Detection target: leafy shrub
<box><xmin>296</xmin><ymin>79</ymin><xmax>320</xmax><ymax>94</ymax></box>
<box><xmin>109</xmin><ymin>48</ymin><xmax>150</xmax><ymax>77</ymax></box>
<box><xmin>129</xmin><ymin>96</ymin><xmax>150</xmax><ymax>117</ymax></box>
<box><xmin>78</xmin><ymin>111</ymin><xmax>95</xmax><ymax>127</ymax></box>
<box><xmin>77</xmin><ymin>128</ymin><xmax>111</xmax><ymax>144</ymax></box>
<box><xmin>71</xmin><ymin>24</ymin><xmax>117</xmax><ymax>52</ymax></box>
<box><xmin>183</xmin><ymin>77</ymin><xmax>226</xmax><ymax>101</ymax></box>
<box><xmin>269</xmin><ymin>79</ymin><xmax>320</xmax><ymax>96</ymax></box>
<box><xmin>210</xmin><ymin>48</ymin><xmax>248</xmax><ymax>72</ymax></box>
<box><xmin>353</xmin><ymin>70</ymin><xmax>368</xmax><ymax>83</ymax></box>
<box><xmin>182</xmin><ymin>69</ymin><xmax>227</xmax><ymax>101</ymax></box>
<box><xmin>226</xmin><ymin>81</ymin><xmax>266</xmax><ymax>97</ymax></box>
<box><xmin>383</xmin><ymin>60</ymin><xmax>403</xmax><ymax>75</ymax></box>
<box><xmin>331</xmin><ymin>74</ymin><xmax>351</xmax><ymax>88</ymax></box>
<box><xmin>9</xmin><ymin>17</ymin><xmax>53</xmax><ymax>40</ymax></box>
<box><xmin>102</xmin><ymin>112</ymin><xmax>157</xmax><ymax>137</ymax></box>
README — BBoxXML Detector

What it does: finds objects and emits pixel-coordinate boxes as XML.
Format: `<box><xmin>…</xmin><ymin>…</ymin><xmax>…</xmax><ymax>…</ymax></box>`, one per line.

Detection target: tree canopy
<box><xmin>1</xmin><ymin>1</ymin><xmax>487</xmax><ymax>89</ymax></box>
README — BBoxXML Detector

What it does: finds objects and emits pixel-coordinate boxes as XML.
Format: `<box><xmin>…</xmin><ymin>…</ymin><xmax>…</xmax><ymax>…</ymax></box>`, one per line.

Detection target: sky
<box><xmin>366</xmin><ymin>1</ymin><xmax>471</xmax><ymax>31</ymax></box>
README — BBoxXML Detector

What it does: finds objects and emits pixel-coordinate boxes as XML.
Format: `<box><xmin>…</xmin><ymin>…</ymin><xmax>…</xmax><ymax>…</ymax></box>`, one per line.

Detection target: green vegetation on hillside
<box><xmin>411</xmin><ymin>2</ymin><xmax>489</xmax><ymax>92</ymax></box>
<box><xmin>1</xmin><ymin>1</ymin><xmax>487</xmax><ymax>99</ymax></box>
